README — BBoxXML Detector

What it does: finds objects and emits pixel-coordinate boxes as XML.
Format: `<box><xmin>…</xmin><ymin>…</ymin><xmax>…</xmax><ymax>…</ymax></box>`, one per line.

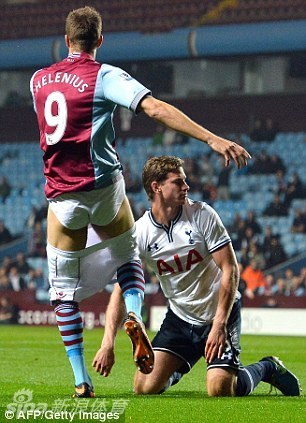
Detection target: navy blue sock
<box><xmin>236</xmin><ymin>361</ymin><xmax>275</xmax><ymax>396</ymax></box>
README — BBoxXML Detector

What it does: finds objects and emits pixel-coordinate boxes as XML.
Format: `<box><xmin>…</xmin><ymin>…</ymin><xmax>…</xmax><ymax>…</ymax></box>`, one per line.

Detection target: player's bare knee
<box><xmin>133</xmin><ymin>380</ymin><xmax>152</xmax><ymax>395</ymax></box>
<box><xmin>134</xmin><ymin>384</ymin><xmax>162</xmax><ymax>395</ymax></box>
<box><xmin>207</xmin><ymin>381</ymin><xmax>234</xmax><ymax>397</ymax></box>
<box><xmin>133</xmin><ymin>383</ymin><xmax>152</xmax><ymax>395</ymax></box>
<box><xmin>133</xmin><ymin>374</ymin><xmax>163</xmax><ymax>395</ymax></box>
<box><xmin>207</xmin><ymin>369</ymin><xmax>236</xmax><ymax>397</ymax></box>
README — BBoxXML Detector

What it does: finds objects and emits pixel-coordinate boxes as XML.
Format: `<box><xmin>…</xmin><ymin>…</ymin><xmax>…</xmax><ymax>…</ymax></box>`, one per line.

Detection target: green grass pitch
<box><xmin>0</xmin><ymin>325</ymin><xmax>304</xmax><ymax>423</ymax></box>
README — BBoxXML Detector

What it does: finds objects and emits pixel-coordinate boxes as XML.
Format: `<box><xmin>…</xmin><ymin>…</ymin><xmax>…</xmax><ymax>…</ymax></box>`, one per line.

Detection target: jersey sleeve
<box><xmin>99</xmin><ymin>64</ymin><xmax>151</xmax><ymax>113</ymax></box>
<box><xmin>29</xmin><ymin>69</ymin><xmax>41</xmax><ymax>113</ymax></box>
<box><xmin>195</xmin><ymin>203</ymin><xmax>231</xmax><ymax>253</ymax></box>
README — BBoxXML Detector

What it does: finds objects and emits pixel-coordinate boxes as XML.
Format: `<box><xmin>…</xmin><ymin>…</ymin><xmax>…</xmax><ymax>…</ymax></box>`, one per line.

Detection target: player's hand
<box><xmin>208</xmin><ymin>137</ymin><xmax>251</xmax><ymax>169</ymax></box>
<box><xmin>204</xmin><ymin>322</ymin><xmax>227</xmax><ymax>364</ymax></box>
<box><xmin>92</xmin><ymin>345</ymin><xmax>115</xmax><ymax>377</ymax></box>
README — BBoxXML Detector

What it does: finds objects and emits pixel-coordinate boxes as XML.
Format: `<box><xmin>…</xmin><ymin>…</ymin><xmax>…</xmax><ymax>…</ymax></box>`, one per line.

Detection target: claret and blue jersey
<box><xmin>30</xmin><ymin>52</ymin><xmax>150</xmax><ymax>199</ymax></box>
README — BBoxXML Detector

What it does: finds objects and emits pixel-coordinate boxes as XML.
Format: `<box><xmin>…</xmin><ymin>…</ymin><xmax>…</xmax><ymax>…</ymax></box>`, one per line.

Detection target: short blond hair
<box><xmin>65</xmin><ymin>6</ymin><xmax>102</xmax><ymax>53</ymax></box>
<box><xmin>142</xmin><ymin>156</ymin><xmax>184</xmax><ymax>200</ymax></box>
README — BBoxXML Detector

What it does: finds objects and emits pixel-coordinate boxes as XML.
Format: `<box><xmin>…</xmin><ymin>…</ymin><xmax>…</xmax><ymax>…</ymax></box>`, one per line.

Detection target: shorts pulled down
<box><xmin>46</xmin><ymin>175</ymin><xmax>139</xmax><ymax>303</ymax></box>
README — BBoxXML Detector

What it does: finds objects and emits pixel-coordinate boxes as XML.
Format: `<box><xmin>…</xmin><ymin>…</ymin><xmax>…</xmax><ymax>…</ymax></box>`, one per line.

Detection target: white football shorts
<box><xmin>48</xmin><ymin>225</ymin><xmax>139</xmax><ymax>303</ymax></box>
<box><xmin>48</xmin><ymin>240</ymin><xmax>116</xmax><ymax>302</ymax></box>
<box><xmin>48</xmin><ymin>174</ymin><xmax>125</xmax><ymax>230</ymax></box>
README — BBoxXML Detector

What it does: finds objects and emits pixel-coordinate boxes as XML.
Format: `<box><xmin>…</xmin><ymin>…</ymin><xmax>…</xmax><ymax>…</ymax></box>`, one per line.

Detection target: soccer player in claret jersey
<box><xmin>92</xmin><ymin>156</ymin><xmax>300</xmax><ymax>397</ymax></box>
<box><xmin>30</xmin><ymin>6</ymin><xmax>251</xmax><ymax>398</ymax></box>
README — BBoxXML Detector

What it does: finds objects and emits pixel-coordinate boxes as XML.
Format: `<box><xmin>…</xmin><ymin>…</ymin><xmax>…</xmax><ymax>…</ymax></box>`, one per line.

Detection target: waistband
<box><xmin>96</xmin><ymin>171</ymin><xmax>123</xmax><ymax>189</ymax></box>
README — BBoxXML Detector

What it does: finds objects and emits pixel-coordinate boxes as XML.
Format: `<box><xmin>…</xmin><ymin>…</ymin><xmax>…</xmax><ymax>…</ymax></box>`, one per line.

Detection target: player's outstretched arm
<box><xmin>92</xmin><ymin>283</ymin><xmax>125</xmax><ymax>377</ymax></box>
<box><xmin>139</xmin><ymin>96</ymin><xmax>251</xmax><ymax>169</ymax></box>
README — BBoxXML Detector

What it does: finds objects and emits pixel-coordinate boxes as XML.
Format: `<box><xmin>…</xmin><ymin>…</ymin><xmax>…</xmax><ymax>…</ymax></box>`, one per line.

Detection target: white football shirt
<box><xmin>136</xmin><ymin>198</ymin><xmax>237</xmax><ymax>325</ymax></box>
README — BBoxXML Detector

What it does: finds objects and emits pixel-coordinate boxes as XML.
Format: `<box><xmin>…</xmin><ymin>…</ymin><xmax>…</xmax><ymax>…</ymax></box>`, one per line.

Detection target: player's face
<box><xmin>158</xmin><ymin>168</ymin><xmax>189</xmax><ymax>205</ymax></box>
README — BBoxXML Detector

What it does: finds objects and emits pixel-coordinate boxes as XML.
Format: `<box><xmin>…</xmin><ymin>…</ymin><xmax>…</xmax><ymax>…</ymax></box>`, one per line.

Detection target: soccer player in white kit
<box><xmin>30</xmin><ymin>6</ymin><xmax>251</xmax><ymax>398</ymax></box>
<box><xmin>92</xmin><ymin>156</ymin><xmax>300</xmax><ymax>397</ymax></box>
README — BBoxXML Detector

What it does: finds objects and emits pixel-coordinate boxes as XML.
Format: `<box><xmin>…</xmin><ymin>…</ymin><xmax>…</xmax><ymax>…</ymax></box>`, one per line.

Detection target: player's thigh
<box><xmin>93</xmin><ymin>196</ymin><xmax>135</xmax><ymax>239</ymax></box>
<box><xmin>134</xmin><ymin>351</ymin><xmax>184</xmax><ymax>395</ymax></box>
<box><xmin>47</xmin><ymin>207</ymin><xmax>87</xmax><ymax>251</ymax></box>
<box><xmin>206</xmin><ymin>367</ymin><xmax>237</xmax><ymax>397</ymax></box>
